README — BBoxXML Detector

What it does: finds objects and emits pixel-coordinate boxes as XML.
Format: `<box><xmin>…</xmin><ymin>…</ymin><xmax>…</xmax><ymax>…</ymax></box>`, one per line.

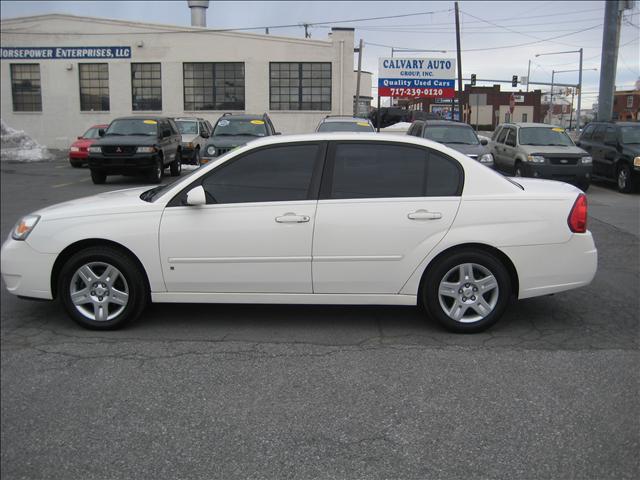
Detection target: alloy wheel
<box><xmin>69</xmin><ymin>262</ymin><xmax>129</xmax><ymax>321</ymax></box>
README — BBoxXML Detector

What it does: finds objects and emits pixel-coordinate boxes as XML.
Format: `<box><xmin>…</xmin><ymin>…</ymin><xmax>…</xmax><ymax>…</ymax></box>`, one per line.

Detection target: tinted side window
<box><xmin>604</xmin><ymin>127</ymin><xmax>616</xmax><ymax>143</ymax></box>
<box><xmin>329</xmin><ymin>143</ymin><xmax>460</xmax><ymax>199</ymax></box>
<box><xmin>496</xmin><ymin>127</ymin><xmax>509</xmax><ymax>144</ymax></box>
<box><xmin>581</xmin><ymin>124</ymin><xmax>595</xmax><ymax>139</ymax></box>
<box><xmin>201</xmin><ymin>144</ymin><xmax>319</xmax><ymax>204</ymax></box>
<box><xmin>491</xmin><ymin>126</ymin><xmax>502</xmax><ymax>141</ymax></box>
<box><xmin>593</xmin><ymin>126</ymin><xmax>606</xmax><ymax>142</ymax></box>
<box><xmin>505</xmin><ymin>128</ymin><xmax>517</xmax><ymax>146</ymax></box>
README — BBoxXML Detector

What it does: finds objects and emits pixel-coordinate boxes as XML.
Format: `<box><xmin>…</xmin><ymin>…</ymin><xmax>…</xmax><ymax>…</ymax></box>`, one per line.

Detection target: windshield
<box><xmin>106</xmin><ymin>119</ymin><xmax>158</xmax><ymax>136</ymax></box>
<box><xmin>317</xmin><ymin>121</ymin><xmax>374</xmax><ymax>132</ymax></box>
<box><xmin>213</xmin><ymin>118</ymin><xmax>267</xmax><ymax>137</ymax></box>
<box><xmin>620</xmin><ymin>126</ymin><xmax>640</xmax><ymax>144</ymax></box>
<box><xmin>423</xmin><ymin>126</ymin><xmax>479</xmax><ymax>145</ymax></box>
<box><xmin>519</xmin><ymin>127</ymin><xmax>574</xmax><ymax>146</ymax></box>
<box><xmin>176</xmin><ymin>120</ymin><xmax>198</xmax><ymax>135</ymax></box>
<box><xmin>82</xmin><ymin>127</ymin><xmax>102</xmax><ymax>139</ymax></box>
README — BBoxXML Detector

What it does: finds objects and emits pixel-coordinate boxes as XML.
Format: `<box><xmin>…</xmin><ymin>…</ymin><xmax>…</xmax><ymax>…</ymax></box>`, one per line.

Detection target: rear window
<box><xmin>423</xmin><ymin>125</ymin><xmax>479</xmax><ymax>145</ymax></box>
<box><xmin>620</xmin><ymin>126</ymin><xmax>640</xmax><ymax>144</ymax></box>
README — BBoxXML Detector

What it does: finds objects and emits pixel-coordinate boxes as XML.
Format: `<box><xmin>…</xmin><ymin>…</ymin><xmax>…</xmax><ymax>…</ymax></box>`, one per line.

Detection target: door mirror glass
<box><xmin>98</xmin><ymin>128</ymin><xmax>105</xmax><ymax>137</ymax></box>
<box><xmin>186</xmin><ymin>186</ymin><xmax>207</xmax><ymax>206</ymax></box>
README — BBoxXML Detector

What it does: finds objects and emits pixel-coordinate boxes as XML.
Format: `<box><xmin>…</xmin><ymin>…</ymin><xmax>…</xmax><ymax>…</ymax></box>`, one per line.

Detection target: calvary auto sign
<box><xmin>378</xmin><ymin>57</ymin><xmax>456</xmax><ymax>98</ymax></box>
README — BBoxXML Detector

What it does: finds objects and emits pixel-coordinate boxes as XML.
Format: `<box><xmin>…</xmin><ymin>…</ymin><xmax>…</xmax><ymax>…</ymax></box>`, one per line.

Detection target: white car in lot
<box><xmin>1</xmin><ymin>133</ymin><xmax>597</xmax><ymax>332</ymax></box>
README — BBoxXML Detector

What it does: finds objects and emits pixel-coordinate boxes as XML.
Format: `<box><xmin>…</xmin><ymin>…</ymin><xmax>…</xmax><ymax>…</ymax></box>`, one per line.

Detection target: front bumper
<box><xmin>1</xmin><ymin>237</ymin><xmax>57</xmax><ymax>300</ymax></box>
<box><xmin>88</xmin><ymin>153</ymin><xmax>159</xmax><ymax>174</ymax></box>
<box><xmin>521</xmin><ymin>162</ymin><xmax>592</xmax><ymax>186</ymax></box>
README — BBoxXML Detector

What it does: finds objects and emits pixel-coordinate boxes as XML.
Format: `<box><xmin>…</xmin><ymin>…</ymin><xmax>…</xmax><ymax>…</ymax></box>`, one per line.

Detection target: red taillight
<box><xmin>568</xmin><ymin>193</ymin><xmax>588</xmax><ymax>233</ymax></box>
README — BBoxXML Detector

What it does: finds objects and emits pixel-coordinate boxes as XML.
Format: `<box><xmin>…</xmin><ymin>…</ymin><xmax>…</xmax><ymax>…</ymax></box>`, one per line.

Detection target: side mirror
<box><xmin>186</xmin><ymin>186</ymin><xmax>207</xmax><ymax>206</ymax></box>
<box><xmin>98</xmin><ymin>129</ymin><xmax>105</xmax><ymax>137</ymax></box>
<box><xmin>201</xmin><ymin>131</ymin><xmax>209</xmax><ymax>138</ymax></box>
<box><xmin>480</xmin><ymin>138</ymin><xmax>488</xmax><ymax>146</ymax></box>
<box><xmin>274</xmin><ymin>132</ymin><xmax>282</xmax><ymax>135</ymax></box>
<box><xmin>77</xmin><ymin>136</ymin><xmax>83</xmax><ymax>140</ymax></box>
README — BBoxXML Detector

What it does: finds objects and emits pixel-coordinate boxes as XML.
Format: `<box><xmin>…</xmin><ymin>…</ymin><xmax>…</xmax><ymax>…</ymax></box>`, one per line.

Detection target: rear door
<box><xmin>492</xmin><ymin>126</ymin><xmax>509</xmax><ymax>170</ymax></box>
<box><xmin>601</xmin><ymin>126</ymin><xmax>619</xmax><ymax>178</ymax></box>
<box><xmin>312</xmin><ymin>141</ymin><xmax>462</xmax><ymax>294</ymax></box>
<box><xmin>502</xmin><ymin>127</ymin><xmax>518</xmax><ymax>172</ymax></box>
<box><xmin>590</xmin><ymin>125</ymin><xmax>607</xmax><ymax>175</ymax></box>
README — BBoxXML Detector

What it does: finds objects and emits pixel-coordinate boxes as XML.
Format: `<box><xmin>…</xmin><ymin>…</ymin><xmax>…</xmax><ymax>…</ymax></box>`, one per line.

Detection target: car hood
<box><xmin>443</xmin><ymin>143</ymin><xmax>489</xmax><ymax>156</ymax></box>
<box><xmin>206</xmin><ymin>135</ymin><xmax>261</xmax><ymax>149</ymax></box>
<box><xmin>94</xmin><ymin>135</ymin><xmax>157</xmax><ymax>146</ymax></box>
<box><xmin>518</xmin><ymin>145</ymin><xmax>588</xmax><ymax>155</ymax></box>
<box><xmin>181</xmin><ymin>134</ymin><xmax>198</xmax><ymax>143</ymax></box>
<box><xmin>34</xmin><ymin>186</ymin><xmax>162</xmax><ymax>220</ymax></box>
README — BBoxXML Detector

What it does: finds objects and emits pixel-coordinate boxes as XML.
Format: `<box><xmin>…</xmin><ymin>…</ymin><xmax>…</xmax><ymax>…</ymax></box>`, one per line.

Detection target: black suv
<box><xmin>201</xmin><ymin>113</ymin><xmax>278</xmax><ymax>163</ymax></box>
<box><xmin>88</xmin><ymin>116</ymin><xmax>182</xmax><ymax>184</ymax></box>
<box><xmin>577</xmin><ymin>122</ymin><xmax>640</xmax><ymax>193</ymax></box>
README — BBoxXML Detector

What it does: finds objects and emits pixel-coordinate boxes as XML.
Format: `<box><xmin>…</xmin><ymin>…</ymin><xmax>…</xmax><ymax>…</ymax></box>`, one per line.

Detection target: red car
<box><xmin>69</xmin><ymin>124</ymin><xmax>108</xmax><ymax>167</ymax></box>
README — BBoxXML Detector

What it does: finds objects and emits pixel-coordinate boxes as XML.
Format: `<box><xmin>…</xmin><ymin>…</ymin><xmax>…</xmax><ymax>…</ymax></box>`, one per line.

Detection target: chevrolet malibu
<box><xmin>1</xmin><ymin>133</ymin><xmax>597</xmax><ymax>333</ymax></box>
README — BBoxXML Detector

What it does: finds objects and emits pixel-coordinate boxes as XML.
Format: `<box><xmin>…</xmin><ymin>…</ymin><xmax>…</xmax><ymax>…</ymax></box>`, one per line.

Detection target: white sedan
<box><xmin>1</xmin><ymin>133</ymin><xmax>597</xmax><ymax>333</ymax></box>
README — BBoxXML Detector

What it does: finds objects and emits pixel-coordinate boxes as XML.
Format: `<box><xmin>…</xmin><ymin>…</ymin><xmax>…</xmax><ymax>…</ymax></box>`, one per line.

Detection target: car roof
<box><xmin>216</xmin><ymin>114</ymin><xmax>267</xmax><ymax>121</ymax></box>
<box><xmin>174</xmin><ymin>117</ymin><xmax>204</xmax><ymax>121</ymax></box>
<box><xmin>501</xmin><ymin>122</ymin><xmax>557</xmax><ymax>128</ymax></box>
<box><xmin>422</xmin><ymin>120</ymin><xmax>472</xmax><ymax>127</ymax></box>
<box><xmin>112</xmin><ymin>116</ymin><xmax>169</xmax><ymax>121</ymax></box>
<box><xmin>587</xmin><ymin>121</ymin><xmax>638</xmax><ymax>127</ymax></box>
<box><xmin>321</xmin><ymin>116</ymin><xmax>371</xmax><ymax>123</ymax></box>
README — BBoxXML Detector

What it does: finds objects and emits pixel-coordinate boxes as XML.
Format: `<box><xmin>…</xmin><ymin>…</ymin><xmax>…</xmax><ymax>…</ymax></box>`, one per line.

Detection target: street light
<box><xmin>535</xmin><ymin>49</ymin><xmax>584</xmax><ymax>130</ymax></box>
<box><xmin>547</xmin><ymin>68</ymin><xmax>598</xmax><ymax>125</ymax></box>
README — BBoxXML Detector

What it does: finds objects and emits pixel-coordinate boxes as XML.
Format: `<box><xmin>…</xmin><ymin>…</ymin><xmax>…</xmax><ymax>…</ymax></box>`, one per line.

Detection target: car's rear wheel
<box><xmin>70</xmin><ymin>160</ymin><xmax>82</xmax><ymax>168</ymax></box>
<box><xmin>170</xmin><ymin>153</ymin><xmax>181</xmax><ymax>176</ymax></box>
<box><xmin>422</xmin><ymin>249</ymin><xmax>512</xmax><ymax>333</ymax></box>
<box><xmin>90</xmin><ymin>169</ymin><xmax>106</xmax><ymax>184</ymax></box>
<box><xmin>616</xmin><ymin>163</ymin><xmax>635</xmax><ymax>193</ymax></box>
<box><xmin>514</xmin><ymin>162</ymin><xmax>524</xmax><ymax>177</ymax></box>
<box><xmin>58</xmin><ymin>246</ymin><xmax>148</xmax><ymax>330</ymax></box>
<box><xmin>193</xmin><ymin>148</ymin><xmax>201</xmax><ymax>166</ymax></box>
<box><xmin>148</xmin><ymin>158</ymin><xmax>163</xmax><ymax>183</ymax></box>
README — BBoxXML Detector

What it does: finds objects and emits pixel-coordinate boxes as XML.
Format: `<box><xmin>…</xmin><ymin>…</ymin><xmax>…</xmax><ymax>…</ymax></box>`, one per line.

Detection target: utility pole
<box><xmin>576</xmin><ymin>48</ymin><xmax>583</xmax><ymax>130</ymax></box>
<box><xmin>548</xmin><ymin>71</ymin><xmax>555</xmax><ymax>124</ymax></box>
<box><xmin>354</xmin><ymin>39</ymin><xmax>363</xmax><ymax>116</ymax></box>
<box><xmin>526</xmin><ymin>59</ymin><xmax>531</xmax><ymax>92</ymax></box>
<box><xmin>597</xmin><ymin>0</ymin><xmax>622</xmax><ymax>121</ymax></box>
<box><xmin>454</xmin><ymin>1</ymin><xmax>463</xmax><ymax>122</ymax></box>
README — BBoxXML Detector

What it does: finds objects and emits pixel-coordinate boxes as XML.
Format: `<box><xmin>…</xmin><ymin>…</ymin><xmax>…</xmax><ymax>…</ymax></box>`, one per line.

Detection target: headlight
<box><xmin>136</xmin><ymin>146</ymin><xmax>157</xmax><ymax>153</ymax></box>
<box><xmin>478</xmin><ymin>153</ymin><xmax>494</xmax><ymax>164</ymax></box>
<box><xmin>88</xmin><ymin>146</ymin><xmax>101</xmax><ymax>153</ymax></box>
<box><xmin>581</xmin><ymin>156</ymin><xmax>592</xmax><ymax>164</ymax></box>
<box><xmin>11</xmin><ymin>215</ymin><xmax>40</xmax><ymax>241</ymax></box>
<box><xmin>634</xmin><ymin>157</ymin><xmax>640</xmax><ymax>167</ymax></box>
<box><xmin>206</xmin><ymin>145</ymin><xmax>216</xmax><ymax>156</ymax></box>
<box><xmin>70</xmin><ymin>146</ymin><xmax>80</xmax><ymax>152</ymax></box>
<box><xmin>527</xmin><ymin>155</ymin><xmax>546</xmax><ymax>163</ymax></box>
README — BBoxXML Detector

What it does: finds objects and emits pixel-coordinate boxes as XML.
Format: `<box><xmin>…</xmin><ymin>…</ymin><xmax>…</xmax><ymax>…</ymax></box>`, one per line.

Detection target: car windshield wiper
<box><xmin>130</xmin><ymin>132</ymin><xmax>155</xmax><ymax>136</ymax></box>
<box><xmin>446</xmin><ymin>141</ymin><xmax>476</xmax><ymax>145</ymax></box>
<box><xmin>104</xmin><ymin>133</ymin><xmax>123</xmax><ymax>136</ymax></box>
<box><xmin>213</xmin><ymin>133</ymin><xmax>236</xmax><ymax>136</ymax></box>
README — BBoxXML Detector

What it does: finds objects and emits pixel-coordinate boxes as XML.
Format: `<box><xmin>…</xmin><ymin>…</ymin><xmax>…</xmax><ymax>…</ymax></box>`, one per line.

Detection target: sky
<box><xmin>1</xmin><ymin>0</ymin><xmax>639</xmax><ymax>109</ymax></box>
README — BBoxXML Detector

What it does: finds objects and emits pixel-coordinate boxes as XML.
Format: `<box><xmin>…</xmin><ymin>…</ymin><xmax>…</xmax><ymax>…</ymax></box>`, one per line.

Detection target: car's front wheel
<box><xmin>148</xmin><ymin>158</ymin><xmax>163</xmax><ymax>183</ymax></box>
<box><xmin>58</xmin><ymin>246</ymin><xmax>148</xmax><ymax>329</ymax></box>
<box><xmin>514</xmin><ymin>162</ymin><xmax>524</xmax><ymax>177</ymax></box>
<box><xmin>90</xmin><ymin>169</ymin><xmax>106</xmax><ymax>184</ymax></box>
<box><xmin>422</xmin><ymin>249</ymin><xmax>512</xmax><ymax>333</ymax></box>
<box><xmin>617</xmin><ymin>163</ymin><xmax>636</xmax><ymax>193</ymax></box>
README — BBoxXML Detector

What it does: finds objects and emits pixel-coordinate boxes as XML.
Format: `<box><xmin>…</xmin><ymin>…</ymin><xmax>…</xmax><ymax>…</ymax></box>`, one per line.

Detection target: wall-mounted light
<box><xmin>137</xmin><ymin>41</ymin><xmax>144</xmax><ymax>48</ymax></box>
<box><xmin>66</xmin><ymin>63</ymin><xmax>73</xmax><ymax>71</ymax></box>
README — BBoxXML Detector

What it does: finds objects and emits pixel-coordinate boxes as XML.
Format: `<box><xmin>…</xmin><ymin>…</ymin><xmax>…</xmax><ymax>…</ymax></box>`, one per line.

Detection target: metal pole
<box><xmin>376</xmin><ymin>95</ymin><xmax>381</xmax><ymax>132</ymax></box>
<box><xmin>569</xmin><ymin>88</ymin><xmax>575</xmax><ymax>130</ymax></box>
<box><xmin>576</xmin><ymin>48</ymin><xmax>583</xmax><ymax>130</ymax></box>
<box><xmin>598</xmin><ymin>0</ymin><xmax>621</xmax><ymax>121</ymax></box>
<box><xmin>475</xmin><ymin>91</ymin><xmax>479</xmax><ymax>130</ymax></box>
<box><xmin>526</xmin><ymin>59</ymin><xmax>531</xmax><ymax>93</ymax></box>
<box><xmin>454</xmin><ymin>1</ymin><xmax>463</xmax><ymax>122</ymax></box>
<box><xmin>549</xmin><ymin>70</ymin><xmax>556</xmax><ymax>125</ymax></box>
<box><xmin>354</xmin><ymin>39</ymin><xmax>363</xmax><ymax>116</ymax></box>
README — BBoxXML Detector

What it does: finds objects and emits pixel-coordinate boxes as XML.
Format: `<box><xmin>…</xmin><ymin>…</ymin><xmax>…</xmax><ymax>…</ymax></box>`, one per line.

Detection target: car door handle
<box><xmin>275</xmin><ymin>213</ymin><xmax>310</xmax><ymax>223</ymax></box>
<box><xmin>407</xmin><ymin>210</ymin><xmax>442</xmax><ymax>220</ymax></box>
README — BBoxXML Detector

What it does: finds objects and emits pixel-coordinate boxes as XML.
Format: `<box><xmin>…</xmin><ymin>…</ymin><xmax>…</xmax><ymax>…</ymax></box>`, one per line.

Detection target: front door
<box><xmin>159</xmin><ymin>143</ymin><xmax>324</xmax><ymax>293</ymax></box>
<box><xmin>312</xmin><ymin>142</ymin><xmax>461</xmax><ymax>294</ymax></box>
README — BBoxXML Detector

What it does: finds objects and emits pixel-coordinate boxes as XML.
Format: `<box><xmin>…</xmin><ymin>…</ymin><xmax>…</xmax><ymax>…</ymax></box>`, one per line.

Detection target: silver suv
<box><xmin>174</xmin><ymin>117</ymin><xmax>213</xmax><ymax>165</ymax></box>
<box><xmin>316</xmin><ymin>116</ymin><xmax>375</xmax><ymax>132</ymax></box>
<box><xmin>489</xmin><ymin>123</ymin><xmax>593</xmax><ymax>191</ymax></box>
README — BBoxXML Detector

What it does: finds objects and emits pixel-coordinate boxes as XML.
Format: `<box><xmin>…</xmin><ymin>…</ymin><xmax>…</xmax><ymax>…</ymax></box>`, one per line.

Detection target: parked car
<box><xmin>201</xmin><ymin>113</ymin><xmax>278</xmax><ymax>164</ymax></box>
<box><xmin>68</xmin><ymin>124</ymin><xmax>108</xmax><ymax>168</ymax></box>
<box><xmin>489</xmin><ymin>123</ymin><xmax>592</xmax><ymax>191</ymax></box>
<box><xmin>576</xmin><ymin>121</ymin><xmax>640</xmax><ymax>193</ymax></box>
<box><xmin>407</xmin><ymin>120</ymin><xmax>494</xmax><ymax>167</ymax></box>
<box><xmin>316</xmin><ymin>116</ymin><xmax>375</xmax><ymax>132</ymax></box>
<box><xmin>2</xmin><ymin>133</ymin><xmax>597</xmax><ymax>334</ymax></box>
<box><xmin>174</xmin><ymin>117</ymin><xmax>213</xmax><ymax>166</ymax></box>
<box><xmin>87</xmin><ymin>116</ymin><xmax>182</xmax><ymax>184</ymax></box>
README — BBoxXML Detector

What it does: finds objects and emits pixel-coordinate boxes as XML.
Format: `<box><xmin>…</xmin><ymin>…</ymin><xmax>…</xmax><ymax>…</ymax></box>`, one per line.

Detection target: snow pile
<box><xmin>380</xmin><ymin>122</ymin><xmax>412</xmax><ymax>134</ymax></box>
<box><xmin>1</xmin><ymin>119</ymin><xmax>52</xmax><ymax>162</ymax></box>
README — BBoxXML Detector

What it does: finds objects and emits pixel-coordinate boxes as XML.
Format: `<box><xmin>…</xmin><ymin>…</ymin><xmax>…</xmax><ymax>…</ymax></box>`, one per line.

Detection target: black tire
<box><xmin>170</xmin><ymin>152</ymin><xmax>182</xmax><ymax>177</ymax></box>
<box><xmin>422</xmin><ymin>249</ymin><xmax>512</xmax><ymax>333</ymax></box>
<box><xmin>70</xmin><ymin>160</ymin><xmax>82</xmax><ymax>168</ymax></box>
<box><xmin>148</xmin><ymin>157</ymin><xmax>163</xmax><ymax>184</ymax></box>
<box><xmin>514</xmin><ymin>162</ymin><xmax>524</xmax><ymax>177</ymax></box>
<box><xmin>58</xmin><ymin>246</ymin><xmax>148</xmax><ymax>330</ymax></box>
<box><xmin>90</xmin><ymin>169</ymin><xmax>107</xmax><ymax>184</ymax></box>
<box><xmin>192</xmin><ymin>148</ymin><xmax>201</xmax><ymax>166</ymax></box>
<box><xmin>616</xmin><ymin>163</ymin><xmax>636</xmax><ymax>193</ymax></box>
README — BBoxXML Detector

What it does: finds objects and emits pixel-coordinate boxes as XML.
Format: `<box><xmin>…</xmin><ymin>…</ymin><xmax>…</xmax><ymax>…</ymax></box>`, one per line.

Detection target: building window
<box><xmin>79</xmin><ymin>63</ymin><xmax>109</xmax><ymax>111</ymax></box>
<box><xmin>627</xmin><ymin>95</ymin><xmax>634</xmax><ymax>108</ymax></box>
<box><xmin>131</xmin><ymin>63</ymin><xmax>162</xmax><ymax>111</ymax></box>
<box><xmin>10</xmin><ymin>64</ymin><xmax>42</xmax><ymax>112</ymax></box>
<box><xmin>183</xmin><ymin>62</ymin><xmax>245</xmax><ymax>111</ymax></box>
<box><xmin>270</xmin><ymin>62</ymin><xmax>331</xmax><ymax>111</ymax></box>
<box><xmin>522</xmin><ymin>113</ymin><xmax>528</xmax><ymax>122</ymax></box>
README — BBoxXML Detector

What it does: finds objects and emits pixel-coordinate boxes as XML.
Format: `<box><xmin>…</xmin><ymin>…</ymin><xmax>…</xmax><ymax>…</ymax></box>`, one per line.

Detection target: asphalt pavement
<box><xmin>1</xmin><ymin>158</ymin><xmax>638</xmax><ymax>479</ymax></box>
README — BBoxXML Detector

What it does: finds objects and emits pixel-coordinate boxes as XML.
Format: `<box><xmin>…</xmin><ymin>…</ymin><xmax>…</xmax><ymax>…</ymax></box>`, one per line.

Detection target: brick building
<box><xmin>406</xmin><ymin>84</ymin><xmax>543</xmax><ymax>130</ymax></box>
<box><xmin>613</xmin><ymin>89</ymin><xmax>639</xmax><ymax>121</ymax></box>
